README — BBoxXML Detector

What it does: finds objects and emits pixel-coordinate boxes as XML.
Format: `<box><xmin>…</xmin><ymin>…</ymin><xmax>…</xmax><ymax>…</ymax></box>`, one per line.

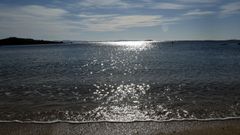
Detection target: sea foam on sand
<box><xmin>0</xmin><ymin>118</ymin><xmax>240</xmax><ymax>135</ymax></box>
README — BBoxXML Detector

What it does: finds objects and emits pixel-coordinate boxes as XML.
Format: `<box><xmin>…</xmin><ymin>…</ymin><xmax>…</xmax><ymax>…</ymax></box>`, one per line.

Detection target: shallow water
<box><xmin>0</xmin><ymin>41</ymin><xmax>240</xmax><ymax>121</ymax></box>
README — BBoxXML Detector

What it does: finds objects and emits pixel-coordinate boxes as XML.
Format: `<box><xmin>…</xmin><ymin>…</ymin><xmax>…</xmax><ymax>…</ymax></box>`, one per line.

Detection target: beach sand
<box><xmin>0</xmin><ymin>119</ymin><xmax>240</xmax><ymax>135</ymax></box>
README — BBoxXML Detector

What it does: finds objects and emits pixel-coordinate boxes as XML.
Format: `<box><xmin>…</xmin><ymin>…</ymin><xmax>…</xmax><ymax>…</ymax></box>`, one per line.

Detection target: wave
<box><xmin>1</xmin><ymin>117</ymin><xmax>240</xmax><ymax>124</ymax></box>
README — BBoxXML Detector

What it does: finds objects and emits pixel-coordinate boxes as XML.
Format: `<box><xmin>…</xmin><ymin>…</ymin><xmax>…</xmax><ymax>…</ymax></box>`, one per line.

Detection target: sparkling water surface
<box><xmin>0</xmin><ymin>41</ymin><xmax>240</xmax><ymax>121</ymax></box>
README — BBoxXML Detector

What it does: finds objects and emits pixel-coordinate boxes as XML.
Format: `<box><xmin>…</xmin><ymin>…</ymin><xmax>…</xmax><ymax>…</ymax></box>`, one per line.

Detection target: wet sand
<box><xmin>0</xmin><ymin>118</ymin><xmax>240</xmax><ymax>135</ymax></box>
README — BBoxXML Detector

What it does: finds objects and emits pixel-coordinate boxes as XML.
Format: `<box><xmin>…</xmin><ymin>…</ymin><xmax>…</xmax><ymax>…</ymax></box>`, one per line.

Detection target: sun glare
<box><xmin>98</xmin><ymin>41</ymin><xmax>154</xmax><ymax>51</ymax></box>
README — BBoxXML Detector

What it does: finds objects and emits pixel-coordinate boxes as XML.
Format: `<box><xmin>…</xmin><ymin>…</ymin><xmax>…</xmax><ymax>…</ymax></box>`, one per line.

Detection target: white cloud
<box><xmin>77</xmin><ymin>14</ymin><xmax>117</xmax><ymax>18</ymax></box>
<box><xmin>0</xmin><ymin>4</ymin><xmax>180</xmax><ymax>39</ymax></box>
<box><xmin>152</xmin><ymin>3</ymin><xmax>186</xmax><ymax>10</ymax></box>
<box><xmin>77</xmin><ymin>0</ymin><xmax>188</xmax><ymax>10</ymax></box>
<box><xmin>67</xmin><ymin>0</ymin><xmax>221</xmax><ymax>11</ymax></box>
<box><xmin>184</xmin><ymin>9</ymin><xmax>215</xmax><ymax>16</ymax></box>
<box><xmin>77</xmin><ymin>15</ymin><xmax>161</xmax><ymax>31</ymax></box>
<box><xmin>221</xmin><ymin>2</ymin><xmax>240</xmax><ymax>15</ymax></box>
<box><xmin>0</xmin><ymin>5</ymin><xmax>67</xmax><ymax>20</ymax></box>
<box><xmin>78</xmin><ymin>0</ymin><xmax>135</xmax><ymax>8</ymax></box>
<box><xmin>0</xmin><ymin>5</ymin><xmax>77</xmax><ymax>39</ymax></box>
<box><xmin>178</xmin><ymin>0</ymin><xmax>218</xmax><ymax>3</ymax></box>
<box><xmin>19</xmin><ymin>5</ymin><xmax>67</xmax><ymax>18</ymax></box>
<box><xmin>76</xmin><ymin>14</ymin><xmax>179</xmax><ymax>31</ymax></box>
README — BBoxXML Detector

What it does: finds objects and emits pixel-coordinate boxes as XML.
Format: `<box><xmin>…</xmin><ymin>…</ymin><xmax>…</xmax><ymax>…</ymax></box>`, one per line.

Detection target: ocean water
<box><xmin>0</xmin><ymin>41</ymin><xmax>240</xmax><ymax>122</ymax></box>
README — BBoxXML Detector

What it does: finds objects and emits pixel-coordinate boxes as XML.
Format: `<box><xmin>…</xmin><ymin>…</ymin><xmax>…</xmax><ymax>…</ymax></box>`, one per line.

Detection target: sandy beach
<box><xmin>0</xmin><ymin>118</ymin><xmax>240</xmax><ymax>135</ymax></box>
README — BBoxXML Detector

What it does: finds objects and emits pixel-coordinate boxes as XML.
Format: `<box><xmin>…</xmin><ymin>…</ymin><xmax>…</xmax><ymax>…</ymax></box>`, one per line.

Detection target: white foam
<box><xmin>1</xmin><ymin>117</ymin><xmax>240</xmax><ymax>124</ymax></box>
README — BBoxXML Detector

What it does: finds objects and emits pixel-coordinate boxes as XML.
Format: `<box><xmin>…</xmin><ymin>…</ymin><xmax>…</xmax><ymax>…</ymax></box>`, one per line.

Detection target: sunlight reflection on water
<box><xmin>89</xmin><ymin>83</ymin><xmax>154</xmax><ymax>121</ymax></box>
<box><xmin>85</xmin><ymin>83</ymin><xmax>189</xmax><ymax>121</ymax></box>
<box><xmin>98</xmin><ymin>41</ymin><xmax>154</xmax><ymax>51</ymax></box>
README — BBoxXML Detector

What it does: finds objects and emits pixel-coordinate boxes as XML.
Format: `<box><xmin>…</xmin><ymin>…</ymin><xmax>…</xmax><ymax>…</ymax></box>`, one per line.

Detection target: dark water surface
<box><xmin>0</xmin><ymin>41</ymin><xmax>240</xmax><ymax>121</ymax></box>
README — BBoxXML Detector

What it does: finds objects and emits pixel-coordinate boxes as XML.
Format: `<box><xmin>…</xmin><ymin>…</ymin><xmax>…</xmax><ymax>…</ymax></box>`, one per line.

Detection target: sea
<box><xmin>0</xmin><ymin>40</ymin><xmax>240</xmax><ymax>122</ymax></box>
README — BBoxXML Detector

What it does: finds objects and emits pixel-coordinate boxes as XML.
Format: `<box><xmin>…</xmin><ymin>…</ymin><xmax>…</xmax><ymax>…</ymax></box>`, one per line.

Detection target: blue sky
<box><xmin>0</xmin><ymin>0</ymin><xmax>240</xmax><ymax>41</ymax></box>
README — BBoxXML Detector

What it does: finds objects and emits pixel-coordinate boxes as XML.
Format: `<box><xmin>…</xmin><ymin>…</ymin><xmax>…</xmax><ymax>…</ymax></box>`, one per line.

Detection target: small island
<box><xmin>0</xmin><ymin>37</ymin><xmax>63</xmax><ymax>45</ymax></box>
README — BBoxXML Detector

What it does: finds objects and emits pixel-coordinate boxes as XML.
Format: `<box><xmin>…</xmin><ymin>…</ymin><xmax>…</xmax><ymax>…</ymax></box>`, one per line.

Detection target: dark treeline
<box><xmin>0</xmin><ymin>37</ymin><xmax>63</xmax><ymax>45</ymax></box>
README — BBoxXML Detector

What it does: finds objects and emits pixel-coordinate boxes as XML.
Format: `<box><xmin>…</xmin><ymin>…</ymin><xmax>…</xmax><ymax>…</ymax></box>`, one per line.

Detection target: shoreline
<box><xmin>0</xmin><ymin>118</ymin><xmax>240</xmax><ymax>135</ymax></box>
<box><xmin>1</xmin><ymin>116</ymin><xmax>240</xmax><ymax>124</ymax></box>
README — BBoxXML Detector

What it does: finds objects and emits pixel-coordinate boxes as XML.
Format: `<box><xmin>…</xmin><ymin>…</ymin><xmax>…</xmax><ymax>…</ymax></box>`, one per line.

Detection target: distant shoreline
<box><xmin>0</xmin><ymin>37</ymin><xmax>63</xmax><ymax>45</ymax></box>
<box><xmin>0</xmin><ymin>37</ymin><xmax>240</xmax><ymax>46</ymax></box>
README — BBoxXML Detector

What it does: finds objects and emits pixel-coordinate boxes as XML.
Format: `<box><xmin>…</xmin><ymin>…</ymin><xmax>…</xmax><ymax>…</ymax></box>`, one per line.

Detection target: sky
<box><xmin>0</xmin><ymin>0</ymin><xmax>240</xmax><ymax>41</ymax></box>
